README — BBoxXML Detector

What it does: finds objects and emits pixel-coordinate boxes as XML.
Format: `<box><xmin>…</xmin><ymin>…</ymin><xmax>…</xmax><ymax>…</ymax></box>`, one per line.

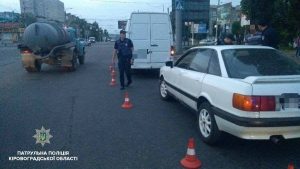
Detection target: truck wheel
<box><xmin>78</xmin><ymin>55</ymin><xmax>85</xmax><ymax>65</ymax></box>
<box><xmin>25</xmin><ymin>60</ymin><xmax>41</xmax><ymax>73</ymax></box>
<box><xmin>68</xmin><ymin>51</ymin><xmax>77</xmax><ymax>71</ymax></box>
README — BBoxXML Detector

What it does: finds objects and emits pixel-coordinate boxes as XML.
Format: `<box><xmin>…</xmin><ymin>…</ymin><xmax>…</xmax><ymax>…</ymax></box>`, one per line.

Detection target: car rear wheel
<box><xmin>198</xmin><ymin>102</ymin><xmax>221</xmax><ymax>145</ymax></box>
<box><xmin>159</xmin><ymin>79</ymin><xmax>171</xmax><ymax>101</ymax></box>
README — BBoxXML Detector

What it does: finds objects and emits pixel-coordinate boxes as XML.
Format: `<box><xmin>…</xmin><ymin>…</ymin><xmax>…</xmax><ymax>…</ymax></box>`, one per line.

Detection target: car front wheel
<box><xmin>159</xmin><ymin>79</ymin><xmax>171</xmax><ymax>101</ymax></box>
<box><xmin>198</xmin><ymin>102</ymin><xmax>221</xmax><ymax>145</ymax></box>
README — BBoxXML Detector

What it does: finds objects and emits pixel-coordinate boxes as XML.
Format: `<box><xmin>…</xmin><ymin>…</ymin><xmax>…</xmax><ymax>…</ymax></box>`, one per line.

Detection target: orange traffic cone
<box><xmin>110</xmin><ymin>74</ymin><xmax>117</xmax><ymax>86</ymax></box>
<box><xmin>108</xmin><ymin>65</ymin><xmax>113</xmax><ymax>71</ymax></box>
<box><xmin>287</xmin><ymin>165</ymin><xmax>294</xmax><ymax>169</ymax></box>
<box><xmin>122</xmin><ymin>92</ymin><xmax>133</xmax><ymax>108</ymax></box>
<box><xmin>180</xmin><ymin>138</ymin><xmax>202</xmax><ymax>169</ymax></box>
<box><xmin>111</xmin><ymin>69</ymin><xmax>116</xmax><ymax>76</ymax></box>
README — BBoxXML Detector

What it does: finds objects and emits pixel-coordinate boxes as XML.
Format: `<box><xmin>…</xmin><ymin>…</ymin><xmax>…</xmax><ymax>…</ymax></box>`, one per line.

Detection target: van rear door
<box><xmin>130</xmin><ymin>13</ymin><xmax>151</xmax><ymax>63</ymax></box>
<box><xmin>150</xmin><ymin>14</ymin><xmax>171</xmax><ymax>63</ymax></box>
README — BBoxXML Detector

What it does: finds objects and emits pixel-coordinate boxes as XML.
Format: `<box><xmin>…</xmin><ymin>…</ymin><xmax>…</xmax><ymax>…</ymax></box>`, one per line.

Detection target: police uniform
<box><xmin>114</xmin><ymin>36</ymin><xmax>134</xmax><ymax>88</ymax></box>
<box><xmin>261</xmin><ymin>26</ymin><xmax>279</xmax><ymax>50</ymax></box>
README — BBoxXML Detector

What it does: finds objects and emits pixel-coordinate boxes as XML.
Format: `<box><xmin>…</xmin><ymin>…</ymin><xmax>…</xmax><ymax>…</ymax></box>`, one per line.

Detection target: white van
<box><xmin>126</xmin><ymin>12</ymin><xmax>174</xmax><ymax>69</ymax></box>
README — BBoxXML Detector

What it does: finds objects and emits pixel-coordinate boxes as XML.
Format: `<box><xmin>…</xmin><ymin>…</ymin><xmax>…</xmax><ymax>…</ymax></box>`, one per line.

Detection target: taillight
<box><xmin>23</xmin><ymin>50</ymin><xmax>30</xmax><ymax>54</ymax></box>
<box><xmin>232</xmin><ymin>93</ymin><xmax>276</xmax><ymax>111</ymax></box>
<box><xmin>170</xmin><ymin>46</ymin><xmax>175</xmax><ymax>56</ymax></box>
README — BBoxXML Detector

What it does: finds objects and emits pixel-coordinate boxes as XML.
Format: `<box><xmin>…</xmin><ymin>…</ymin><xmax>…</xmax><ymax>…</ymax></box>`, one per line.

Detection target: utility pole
<box><xmin>175</xmin><ymin>1</ymin><xmax>183</xmax><ymax>55</ymax></box>
<box><xmin>215</xmin><ymin>0</ymin><xmax>221</xmax><ymax>42</ymax></box>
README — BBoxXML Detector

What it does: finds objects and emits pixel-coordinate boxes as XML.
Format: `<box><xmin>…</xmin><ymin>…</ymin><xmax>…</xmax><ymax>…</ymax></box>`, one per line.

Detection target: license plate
<box><xmin>279</xmin><ymin>93</ymin><xmax>300</xmax><ymax>110</ymax></box>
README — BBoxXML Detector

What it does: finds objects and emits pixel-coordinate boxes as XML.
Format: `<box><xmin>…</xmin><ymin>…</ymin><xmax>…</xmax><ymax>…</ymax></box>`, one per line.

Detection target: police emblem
<box><xmin>125</xmin><ymin>43</ymin><xmax>128</xmax><ymax>46</ymax></box>
<box><xmin>33</xmin><ymin>126</ymin><xmax>53</xmax><ymax>147</ymax></box>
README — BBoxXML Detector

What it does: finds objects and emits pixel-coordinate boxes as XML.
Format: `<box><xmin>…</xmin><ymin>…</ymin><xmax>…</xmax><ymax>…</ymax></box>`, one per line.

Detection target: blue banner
<box><xmin>198</xmin><ymin>24</ymin><xmax>206</xmax><ymax>34</ymax></box>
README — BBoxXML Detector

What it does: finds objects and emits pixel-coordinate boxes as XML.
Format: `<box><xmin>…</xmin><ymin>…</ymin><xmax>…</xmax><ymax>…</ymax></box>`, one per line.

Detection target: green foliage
<box><xmin>19</xmin><ymin>13</ymin><xmax>37</xmax><ymax>28</ymax></box>
<box><xmin>231</xmin><ymin>21</ymin><xmax>243</xmax><ymax>37</ymax></box>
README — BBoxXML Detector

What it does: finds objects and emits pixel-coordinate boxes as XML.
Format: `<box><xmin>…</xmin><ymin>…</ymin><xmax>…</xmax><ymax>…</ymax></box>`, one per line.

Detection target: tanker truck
<box><xmin>18</xmin><ymin>22</ymin><xmax>85</xmax><ymax>72</ymax></box>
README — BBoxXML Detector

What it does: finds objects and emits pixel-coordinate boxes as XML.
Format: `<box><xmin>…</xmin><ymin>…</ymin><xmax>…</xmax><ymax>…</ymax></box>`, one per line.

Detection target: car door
<box><xmin>180</xmin><ymin>49</ymin><xmax>214</xmax><ymax>110</ymax></box>
<box><xmin>165</xmin><ymin>49</ymin><xmax>197</xmax><ymax>100</ymax></box>
<box><xmin>130</xmin><ymin>13</ymin><xmax>151</xmax><ymax>63</ymax></box>
<box><xmin>150</xmin><ymin>13</ymin><xmax>171</xmax><ymax>63</ymax></box>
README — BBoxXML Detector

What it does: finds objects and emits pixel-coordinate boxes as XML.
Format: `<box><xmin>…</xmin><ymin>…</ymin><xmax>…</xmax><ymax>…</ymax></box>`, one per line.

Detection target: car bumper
<box><xmin>131</xmin><ymin>62</ymin><xmax>165</xmax><ymax>69</ymax></box>
<box><xmin>213</xmin><ymin>107</ymin><xmax>300</xmax><ymax>139</ymax></box>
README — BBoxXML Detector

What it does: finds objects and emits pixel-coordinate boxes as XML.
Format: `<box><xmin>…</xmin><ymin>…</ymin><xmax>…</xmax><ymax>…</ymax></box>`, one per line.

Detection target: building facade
<box><xmin>20</xmin><ymin>0</ymin><xmax>65</xmax><ymax>23</ymax></box>
<box><xmin>0</xmin><ymin>12</ymin><xmax>23</xmax><ymax>43</ymax></box>
<box><xmin>171</xmin><ymin>0</ymin><xmax>210</xmax><ymax>32</ymax></box>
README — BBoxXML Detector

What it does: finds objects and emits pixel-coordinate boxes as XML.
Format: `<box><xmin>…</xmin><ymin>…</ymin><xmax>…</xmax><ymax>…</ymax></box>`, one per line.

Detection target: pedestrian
<box><xmin>217</xmin><ymin>33</ymin><xmax>235</xmax><ymax>45</ymax></box>
<box><xmin>295</xmin><ymin>35</ymin><xmax>300</xmax><ymax>58</ymax></box>
<box><xmin>112</xmin><ymin>30</ymin><xmax>134</xmax><ymax>90</ymax></box>
<box><xmin>258</xmin><ymin>19</ymin><xmax>279</xmax><ymax>50</ymax></box>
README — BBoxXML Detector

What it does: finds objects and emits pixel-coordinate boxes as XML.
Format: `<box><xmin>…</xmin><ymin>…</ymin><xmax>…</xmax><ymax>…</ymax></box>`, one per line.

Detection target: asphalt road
<box><xmin>0</xmin><ymin>43</ymin><xmax>300</xmax><ymax>169</ymax></box>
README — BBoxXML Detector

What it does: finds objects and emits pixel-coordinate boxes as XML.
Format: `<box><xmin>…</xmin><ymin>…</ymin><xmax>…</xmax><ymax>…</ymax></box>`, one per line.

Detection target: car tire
<box><xmin>198</xmin><ymin>102</ymin><xmax>221</xmax><ymax>145</ymax></box>
<box><xmin>159</xmin><ymin>79</ymin><xmax>171</xmax><ymax>101</ymax></box>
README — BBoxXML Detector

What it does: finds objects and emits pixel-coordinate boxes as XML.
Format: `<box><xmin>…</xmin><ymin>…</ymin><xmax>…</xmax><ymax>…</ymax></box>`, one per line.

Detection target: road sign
<box><xmin>175</xmin><ymin>1</ymin><xmax>184</xmax><ymax>10</ymax></box>
<box><xmin>198</xmin><ymin>24</ymin><xmax>206</xmax><ymax>34</ymax></box>
<box><xmin>118</xmin><ymin>20</ymin><xmax>127</xmax><ymax>30</ymax></box>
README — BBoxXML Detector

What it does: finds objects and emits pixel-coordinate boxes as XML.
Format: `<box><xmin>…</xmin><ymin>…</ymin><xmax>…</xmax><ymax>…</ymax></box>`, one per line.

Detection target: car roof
<box><xmin>190</xmin><ymin>45</ymin><xmax>274</xmax><ymax>51</ymax></box>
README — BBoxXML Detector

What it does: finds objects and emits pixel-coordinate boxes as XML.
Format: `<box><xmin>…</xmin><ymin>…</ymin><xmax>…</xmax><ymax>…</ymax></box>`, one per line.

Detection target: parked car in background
<box><xmin>79</xmin><ymin>38</ymin><xmax>91</xmax><ymax>46</ymax></box>
<box><xmin>159</xmin><ymin>45</ymin><xmax>300</xmax><ymax>145</ymax></box>
<box><xmin>89</xmin><ymin>37</ymin><xmax>96</xmax><ymax>43</ymax></box>
<box><xmin>199</xmin><ymin>39</ymin><xmax>215</xmax><ymax>45</ymax></box>
<box><xmin>244</xmin><ymin>32</ymin><xmax>262</xmax><ymax>45</ymax></box>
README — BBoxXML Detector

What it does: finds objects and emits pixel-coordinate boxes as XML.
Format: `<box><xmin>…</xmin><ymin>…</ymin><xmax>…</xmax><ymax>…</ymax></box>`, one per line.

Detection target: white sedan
<box><xmin>159</xmin><ymin>45</ymin><xmax>300</xmax><ymax>145</ymax></box>
<box><xmin>79</xmin><ymin>38</ymin><xmax>91</xmax><ymax>46</ymax></box>
<box><xmin>199</xmin><ymin>39</ymin><xmax>215</xmax><ymax>45</ymax></box>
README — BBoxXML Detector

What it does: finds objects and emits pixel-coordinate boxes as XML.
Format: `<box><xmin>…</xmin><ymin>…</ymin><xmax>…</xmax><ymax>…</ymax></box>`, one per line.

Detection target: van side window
<box><xmin>208</xmin><ymin>50</ymin><xmax>221</xmax><ymax>76</ymax></box>
<box><xmin>189</xmin><ymin>49</ymin><xmax>213</xmax><ymax>73</ymax></box>
<box><xmin>175</xmin><ymin>50</ymin><xmax>197</xmax><ymax>69</ymax></box>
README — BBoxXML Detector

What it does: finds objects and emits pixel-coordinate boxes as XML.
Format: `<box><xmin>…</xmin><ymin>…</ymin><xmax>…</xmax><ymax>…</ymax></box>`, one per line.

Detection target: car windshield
<box><xmin>222</xmin><ymin>48</ymin><xmax>300</xmax><ymax>79</ymax></box>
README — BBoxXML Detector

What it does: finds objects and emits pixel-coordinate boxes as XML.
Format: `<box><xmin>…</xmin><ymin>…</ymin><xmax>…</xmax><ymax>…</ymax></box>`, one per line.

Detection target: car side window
<box><xmin>189</xmin><ymin>49</ymin><xmax>213</xmax><ymax>73</ymax></box>
<box><xmin>175</xmin><ymin>50</ymin><xmax>197</xmax><ymax>69</ymax></box>
<box><xmin>208</xmin><ymin>50</ymin><xmax>221</xmax><ymax>76</ymax></box>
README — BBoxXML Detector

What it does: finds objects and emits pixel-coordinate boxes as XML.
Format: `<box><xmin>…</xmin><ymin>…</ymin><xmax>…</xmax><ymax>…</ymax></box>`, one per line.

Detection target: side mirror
<box><xmin>166</xmin><ymin>61</ymin><xmax>173</xmax><ymax>68</ymax></box>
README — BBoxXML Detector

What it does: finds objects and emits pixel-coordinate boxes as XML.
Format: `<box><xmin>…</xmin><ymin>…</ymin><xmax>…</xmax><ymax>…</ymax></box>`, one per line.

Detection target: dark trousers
<box><xmin>118</xmin><ymin>60</ymin><xmax>132</xmax><ymax>87</ymax></box>
<box><xmin>296</xmin><ymin>46</ymin><xmax>300</xmax><ymax>58</ymax></box>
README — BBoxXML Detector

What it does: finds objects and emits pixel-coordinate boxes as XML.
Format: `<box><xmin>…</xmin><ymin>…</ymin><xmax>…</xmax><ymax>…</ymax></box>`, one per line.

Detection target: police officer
<box><xmin>258</xmin><ymin>19</ymin><xmax>279</xmax><ymax>50</ymax></box>
<box><xmin>112</xmin><ymin>30</ymin><xmax>134</xmax><ymax>90</ymax></box>
<box><xmin>217</xmin><ymin>33</ymin><xmax>235</xmax><ymax>45</ymax></box>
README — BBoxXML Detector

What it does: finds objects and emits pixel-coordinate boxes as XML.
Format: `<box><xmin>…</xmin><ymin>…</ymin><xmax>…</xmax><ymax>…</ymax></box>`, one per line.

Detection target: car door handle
<box><xmin>151</xmin><ymin>44</ymin><xmax>158</xmax><ymax>46</ymax></box>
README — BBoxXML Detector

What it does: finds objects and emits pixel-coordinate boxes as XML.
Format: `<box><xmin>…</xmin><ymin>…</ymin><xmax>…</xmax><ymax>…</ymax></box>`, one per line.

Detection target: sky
<box><xmin>0</xmin><ymin>0</ymin><xmax>241</xmax><ymax>34</ymax></box>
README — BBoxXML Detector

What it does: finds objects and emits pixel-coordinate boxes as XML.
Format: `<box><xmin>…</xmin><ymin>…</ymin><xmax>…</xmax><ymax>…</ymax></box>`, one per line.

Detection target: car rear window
<box><xmin>222</xmin><ymin>49</ymin><xmax>300</xmax><ymax>79</ymax></box>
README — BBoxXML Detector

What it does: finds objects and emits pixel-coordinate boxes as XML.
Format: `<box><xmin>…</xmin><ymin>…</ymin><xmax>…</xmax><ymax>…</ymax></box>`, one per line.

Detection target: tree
<box><xmin>89</xmin><ymin>21</ymin><xmax>101</xmax><ymax>41</ymax></box>
<box><xmin>231</xmin><ymin>21</ymin><xmax>243</xmax><ymax>37</ymax></box>
<box><xmin>19</xmin><ymin>13</ymin><xmax>36</xmax><ymax>28</ymax></box>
